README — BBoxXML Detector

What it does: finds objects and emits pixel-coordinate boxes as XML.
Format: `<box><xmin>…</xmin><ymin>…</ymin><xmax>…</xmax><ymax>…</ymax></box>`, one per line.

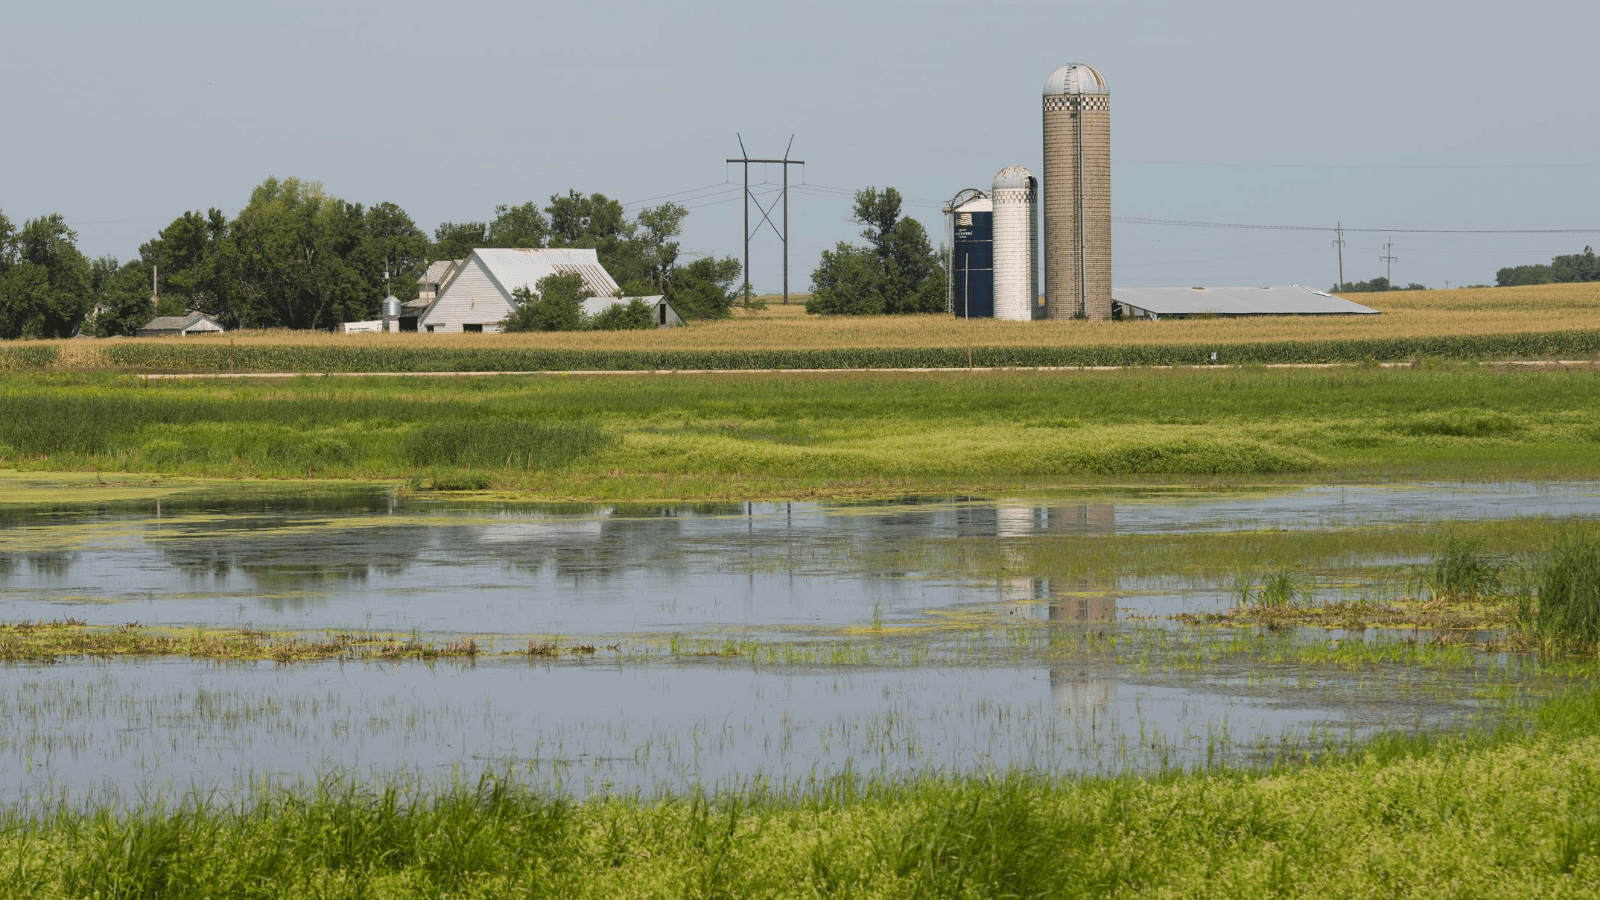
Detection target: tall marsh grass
<box><xmin>1518</xmin><ymin>528</ymin><xmax>1600</xmax><ymax>652</ymax></box>
<box><xmin>1421</xmin><ymin>535</ymin><xmax>1504</xmax><ymax>602</ymax></box>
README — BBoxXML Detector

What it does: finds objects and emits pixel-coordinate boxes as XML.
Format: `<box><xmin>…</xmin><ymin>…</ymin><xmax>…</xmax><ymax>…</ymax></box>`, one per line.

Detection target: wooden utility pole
<box><xmin>1332</xmin><ymin>222</ymin><xmax>1346</xmax><ymax>291</ymax></box>
<box><xmin>1380</xmin><ymin>238</ymin><xmax>1397</xmax><ymax>286</ymax></box>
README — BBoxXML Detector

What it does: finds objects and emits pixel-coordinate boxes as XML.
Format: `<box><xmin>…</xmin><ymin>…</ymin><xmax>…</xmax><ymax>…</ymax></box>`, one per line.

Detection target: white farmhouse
<box><xmin>418</xmin><ymin>248</ymin><xmax>620</xmax><ymax>333</ymax></box>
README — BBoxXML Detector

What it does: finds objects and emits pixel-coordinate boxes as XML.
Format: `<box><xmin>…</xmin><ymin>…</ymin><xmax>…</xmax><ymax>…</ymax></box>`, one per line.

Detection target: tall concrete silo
<box><xmin>1042</xmin><ymin>63</ymin><xmax>1111</xmax><ymax>320</ymax></box>
<box><xmin>991</xmin><ymin>165</ymin><xmax>1040</xmax><ymax>321</ymax></box>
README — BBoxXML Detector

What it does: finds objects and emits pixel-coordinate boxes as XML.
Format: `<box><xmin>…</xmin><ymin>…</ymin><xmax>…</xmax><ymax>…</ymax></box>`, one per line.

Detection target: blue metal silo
<box><xmin>948</xmin><ymin>192</ymin><xmax>994</xmax><ymax>318</ymax></box>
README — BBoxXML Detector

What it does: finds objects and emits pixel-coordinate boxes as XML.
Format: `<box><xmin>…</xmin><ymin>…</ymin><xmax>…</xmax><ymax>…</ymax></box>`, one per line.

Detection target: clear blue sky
<box><xmin>6</xmin><ymin>0</ymin><xmax>1597</xmax><ymax>291</ymax></box>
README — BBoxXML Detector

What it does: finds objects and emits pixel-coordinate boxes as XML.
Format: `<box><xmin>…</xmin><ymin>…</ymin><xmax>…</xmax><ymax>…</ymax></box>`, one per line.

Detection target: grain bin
<box><xmin>991</xmin><ymin>165</ymin><xmax>1040</xmax><ymax>321</ymax></box>
<box><xmin>948</xmin><ymin>192</ymin><xmax>994</xmax><ymax>318</ymax></box>
<box><xmin>1042</xmin><ymin>63</ymin><xmax>1112</xmax><ymax>320</ymax></box>
<box><xmin>381</xmin><ymin>294</ymin><xmax>402</xmax><ymax>332</ymax></box>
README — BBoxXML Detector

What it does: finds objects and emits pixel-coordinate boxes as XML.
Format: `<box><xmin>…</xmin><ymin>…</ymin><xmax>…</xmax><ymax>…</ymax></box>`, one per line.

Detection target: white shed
<box><xmin>137</xmin><ymin>312</ymin><xmax>226</xmax><ymax>337</ymax></box>
<box><xmin>580</xmin><ymin>295</ymin><xmax>683</xmax><ymax>327</ymax></box>
<box><xmin>418</xmin><ymin>249</ymin><xmax>621</xmax><ymax>333</ymax></box>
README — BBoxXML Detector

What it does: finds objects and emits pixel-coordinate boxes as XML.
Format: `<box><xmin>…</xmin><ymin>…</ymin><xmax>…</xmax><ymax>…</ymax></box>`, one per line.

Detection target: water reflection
<box><xmin>957</xmin><ymin>503</ymin><xmax>1115</xmax><ymax>538</ymax></box>
<box><xmin>4</xmin><ymin>485</ymin><xmax>1600</xmax><ymax>633</ymax></box>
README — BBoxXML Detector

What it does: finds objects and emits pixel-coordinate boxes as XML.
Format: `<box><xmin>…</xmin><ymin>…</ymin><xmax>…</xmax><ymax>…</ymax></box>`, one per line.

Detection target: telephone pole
<box><xmin>1380</xmin><ymin>238</ymin><xmax>1397</xmax><ymax>287</ymax></box>
<box><xmin>727</xmin><ymin>134</ymin><xmax>805</xmax><ymax>304</ymax></box>
<box><xmin>1332</xmin><ymin>222</ymin><xmax>1346</xmax><ymax>291</ymax></box>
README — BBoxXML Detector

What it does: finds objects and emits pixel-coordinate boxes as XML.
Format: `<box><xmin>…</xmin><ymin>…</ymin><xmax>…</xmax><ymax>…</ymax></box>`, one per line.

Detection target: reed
<box><xmin>1520</xmin><ymin>528</ymin><xmax>1600</xmax><ymax>652</ymax></box>
<box><xmin>1421</xmin><ymin>535</ymin><xmax>1505</xmax><ymax>602</ymax></box>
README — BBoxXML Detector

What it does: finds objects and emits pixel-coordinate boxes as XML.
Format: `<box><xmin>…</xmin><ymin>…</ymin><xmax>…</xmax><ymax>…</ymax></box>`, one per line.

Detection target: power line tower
<box><xmin>1380</xmin><ymin>238</ymin><xmax>1397</xmax><ymax>286</ymax></box>
<box><xmin>1332</xmin><ymin>222</ymin><xmax>1346</xmax><ymax>291</ymax></box>
<box><xmin>727</xmin><ymin>134</ymin><xmax>805</xmax><ymax>305</ymax></box>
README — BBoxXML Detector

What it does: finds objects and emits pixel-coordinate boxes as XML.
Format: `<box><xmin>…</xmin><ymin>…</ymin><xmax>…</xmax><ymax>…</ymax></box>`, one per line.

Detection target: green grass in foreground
<box><xmin>3</xmin><ymin>364</ymin><xmax>1599</xmax><ymax>498</ymax></box>
<box><xmin>3</xmin><ymin>687</ymin><xmax>1599</xmax><ymax>898</ymax></box>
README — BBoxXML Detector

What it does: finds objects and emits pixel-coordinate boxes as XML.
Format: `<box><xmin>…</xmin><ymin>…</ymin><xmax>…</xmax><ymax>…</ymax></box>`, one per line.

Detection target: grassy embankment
<box><xmin>2</xmin><ymin>687</ymin><xmax>1599</xmax><ymax>898</ymax></box>
<box><xmin>3</xmin><ymin>282</ymin><xmax>1600</xmax><ymax>372</ymax></box>
<box><xmin>1</xmin><ymin>361</ymin><xmax>1597</xmax><ymax>498</ymax></box>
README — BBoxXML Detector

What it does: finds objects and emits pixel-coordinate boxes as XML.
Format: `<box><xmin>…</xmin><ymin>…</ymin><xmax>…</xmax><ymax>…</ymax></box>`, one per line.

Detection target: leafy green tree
<box><xmin>140</xmin><ymin>209</ymin><xmax>230</xmax><ymax>317</ymax></box>
<box><xmin>1497</xmin><ymin>264</ymin><xmax>1553</xmax><ymax>287</ymax></box>
<box><xmin>1496</xmin><ymin>246</ymin><xmax>1600</xmax><ymax>287</ymax></box>
<box><xmin>1551</xmin><ymin>246</ymin><xmax>1600</xmax><ymax>283</ymax></box>
<box><xmin>432</xmin><ymin>221</ymin><xmax>487</xmax><ymax>262</ymax></box>
<box><xmin>221</xmin><ymin>177</ymin><xmax>377</xmax><ymax>329</ymax></box>
<box><xmin>589</xmin><ymin>298</ymin><xmax>656</xmax><ymax>330</ymax></box>
<box><xmin>806</xmin><ymin>187</ymin><xmax>944</xmax><ymax>315</ymax></box>
<box><xmin>668</xmin><ymin>255</ymin><xmax>743</xmax><ymax>320</ymax></box>
<box><xmin>362</xmin><ymin>202</ymin><xmax>430</xmax><ymax>301</ymax></box>
<box><xmin>546</xmin><ymin>190</ymin><xmax>630</xmax><ymax>248</ymax></box>
<box><xmin>501</xmin><ymin>273</ymin><xmax>591</xmax><ymax>332</ymax></box>
<box><xmin>486</xmin><ymin>201</ymin><xmax>550</xmax><ymax>249</ymax></box>
<box><xmin>0</xmin><ymin>213</ymin><xmax>93</xmax><ymax>338</ymax></box>
<box><xmin>90</xmin><ymin>260</ymin><xmax>159</xmax><ymax>337</ymax></box>
<box><xmin>0</xmin><ymin>211</ymin><xmax>15</xmax><ymax>271</ymax></box>
<box><xmin>633</xmin><ymin>202</ymin><xmax>687</xmax><ymax>293</ymax></box>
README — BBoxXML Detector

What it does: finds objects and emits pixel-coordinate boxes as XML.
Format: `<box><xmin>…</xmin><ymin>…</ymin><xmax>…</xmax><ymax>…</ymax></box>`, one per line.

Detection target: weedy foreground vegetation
<box><xmin>2</xmin><ymin>686</ymin><xmax>1599</xmax><ymax>899</ymax></box>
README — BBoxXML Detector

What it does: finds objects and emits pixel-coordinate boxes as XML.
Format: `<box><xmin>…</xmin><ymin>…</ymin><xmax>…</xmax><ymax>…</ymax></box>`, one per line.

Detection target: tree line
<box><xmin>1331</xmin><ymin>276</ymin><xmax>1428</xmax><ymax>293</ymax></box>
<box><xmin>0</xmin><ymin>178</ymin><xmax>744</xmax><ymax>338</ymax></box>
<box><xmin>1497</xmin><ymin>246</ymin><xmax>1600</xmax><ymax>287</ymax></box>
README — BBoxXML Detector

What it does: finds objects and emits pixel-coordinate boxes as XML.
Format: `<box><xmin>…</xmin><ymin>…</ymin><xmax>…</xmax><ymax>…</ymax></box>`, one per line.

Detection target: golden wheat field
<box><xmin>37</xmin><ymin>283</ymin><xmax>1600</xmax><ymax>361</ymax></box>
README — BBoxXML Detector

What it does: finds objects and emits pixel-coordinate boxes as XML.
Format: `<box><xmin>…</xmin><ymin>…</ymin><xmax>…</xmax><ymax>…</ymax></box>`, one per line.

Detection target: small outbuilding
<box><xmin>138</xmin><ymin>312</ymin><xmax>226</xmax><ymax>337</ymax></box>
<box><xmin>418</xmin><ymin>248</ymin><xmax>622</xmax><ymax>333</ymax></box>
<box><xmin>1111</xmin><ymin>285</ymin><xmax>1379</xmax><ymax>320</ymax></box>
<box><xmin>580</xmin><ymin>295</ymin><xmax>683</xmax><ymax>327</ymax></box>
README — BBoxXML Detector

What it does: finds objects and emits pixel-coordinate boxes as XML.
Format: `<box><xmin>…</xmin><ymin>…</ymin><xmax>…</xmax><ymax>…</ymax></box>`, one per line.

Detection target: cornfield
<box><xmin>5</xmin><ymin>282</ymin><xmax>1600</xmax><ymax>372</ymax></box>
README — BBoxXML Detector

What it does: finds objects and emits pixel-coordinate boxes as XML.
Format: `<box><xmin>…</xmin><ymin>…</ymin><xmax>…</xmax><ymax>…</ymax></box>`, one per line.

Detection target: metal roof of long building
<box><xmin>1111</xmin><ymin>285</ymin><xmax>1379</xmax><ymax>318</ymax></box>
<box><xmin>473</xmin><ymin>248</ymin><xmax>621</xmax><ymax>299</ymax></box>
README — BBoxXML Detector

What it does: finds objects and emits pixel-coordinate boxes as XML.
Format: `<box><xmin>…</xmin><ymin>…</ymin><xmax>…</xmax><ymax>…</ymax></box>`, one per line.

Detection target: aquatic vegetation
<box><xmin>1518</xmin><ymin>527</ymin><xmax>1600</xmax><ymax>653</ymax></box>
<box><xmin>1421</xmin><ymin>534</ymin><xmax>1505</xmax><ymax>602</ymax></box>
<box><xmin>3</xmin><ymin>365</ymin><xmax>1600</xmax><ymax>498</ymax></box>
<box><xmin>0</xmin><ymin>620</ymin><xmax>505</xmax><ymax>663</ymax></box>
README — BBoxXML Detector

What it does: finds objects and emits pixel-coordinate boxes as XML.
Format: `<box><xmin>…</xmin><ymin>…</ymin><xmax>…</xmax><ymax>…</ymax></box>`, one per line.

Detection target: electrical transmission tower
<box><xmin>727</xmin><ymin>134</ymin><xmax>804</xmax><ymax>304</ymax></box>
<box><xmin>1380</xmin><ymin>238</ymin><xmax>1397</xmax><ymax>286</ymax></box>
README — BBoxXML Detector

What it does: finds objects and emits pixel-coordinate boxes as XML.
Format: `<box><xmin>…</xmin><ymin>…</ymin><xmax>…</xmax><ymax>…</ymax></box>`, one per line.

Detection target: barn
<box><xmin>418</xmin><ymin>249</ymin><xmax>621</xmax><ymax>333</ymax></box>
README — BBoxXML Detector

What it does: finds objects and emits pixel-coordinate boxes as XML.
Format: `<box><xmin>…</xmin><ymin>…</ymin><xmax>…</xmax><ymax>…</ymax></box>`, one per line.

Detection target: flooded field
<box><xmin>3</xmin><ymin>481</ymin><xmax>1598</xmax><ymax>805</ymax></box>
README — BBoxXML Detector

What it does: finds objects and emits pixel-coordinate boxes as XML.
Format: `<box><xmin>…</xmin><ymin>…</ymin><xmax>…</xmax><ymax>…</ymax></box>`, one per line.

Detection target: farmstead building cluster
<box><xmin>946</xmin><ymin>63</ymin><xmax>1379</xmax><ymax>323</ymax></box>
<box><xmin>344</xmin><ymin>248</ymin><xmax>681</xmax><ymax>334</ymax></box>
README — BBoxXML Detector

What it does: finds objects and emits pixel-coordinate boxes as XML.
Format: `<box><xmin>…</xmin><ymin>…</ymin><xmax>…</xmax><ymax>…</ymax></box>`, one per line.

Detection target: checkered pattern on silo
<box><xmin>1042</xmin><ymin>66</ymin><xmax>1112</xmax><ymax>321</ymax></box>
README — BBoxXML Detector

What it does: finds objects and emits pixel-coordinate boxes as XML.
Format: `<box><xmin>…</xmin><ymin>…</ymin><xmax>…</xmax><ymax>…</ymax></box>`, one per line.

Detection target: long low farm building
<box><xmin>1111</xmin><ymin>285</ymin><xmax>1379</xmax><ymax>320</ymax></box>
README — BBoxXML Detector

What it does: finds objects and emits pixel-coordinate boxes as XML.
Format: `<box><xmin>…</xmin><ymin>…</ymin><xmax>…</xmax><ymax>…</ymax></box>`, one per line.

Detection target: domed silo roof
<box><xmin>993</xmin><ymin>165</ymin><xmax>1035</xmax><ymax>191</ymax></box>
<box><xmin>1043</xmin><ymin>63</ymin><xmax>1109</xmax><ymax>96</ymax></box>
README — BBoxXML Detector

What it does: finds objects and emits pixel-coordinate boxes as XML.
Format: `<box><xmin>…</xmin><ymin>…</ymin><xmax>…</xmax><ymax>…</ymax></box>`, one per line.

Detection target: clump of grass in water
<box><xmin>1421</xmin><ymin>535</ymin><xmax>1503</xmax><ymax>602</ymax></box>
<box><xmin>1516</xmin><ymin>527</ymin><xmax>1600</xmax><ymax>653</ymax></box>
<box><xmin>1235</xmin><ymin>568</ymin><xmax>1302</xmax><ymax>609</ymax></box>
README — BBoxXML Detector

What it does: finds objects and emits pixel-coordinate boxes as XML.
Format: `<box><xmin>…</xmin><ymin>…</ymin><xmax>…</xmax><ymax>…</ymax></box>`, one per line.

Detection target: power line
<box><xmin>1117</xmin><ymin>216</ymin><xmax>1600</xmax><ymax>235</ymax></box>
